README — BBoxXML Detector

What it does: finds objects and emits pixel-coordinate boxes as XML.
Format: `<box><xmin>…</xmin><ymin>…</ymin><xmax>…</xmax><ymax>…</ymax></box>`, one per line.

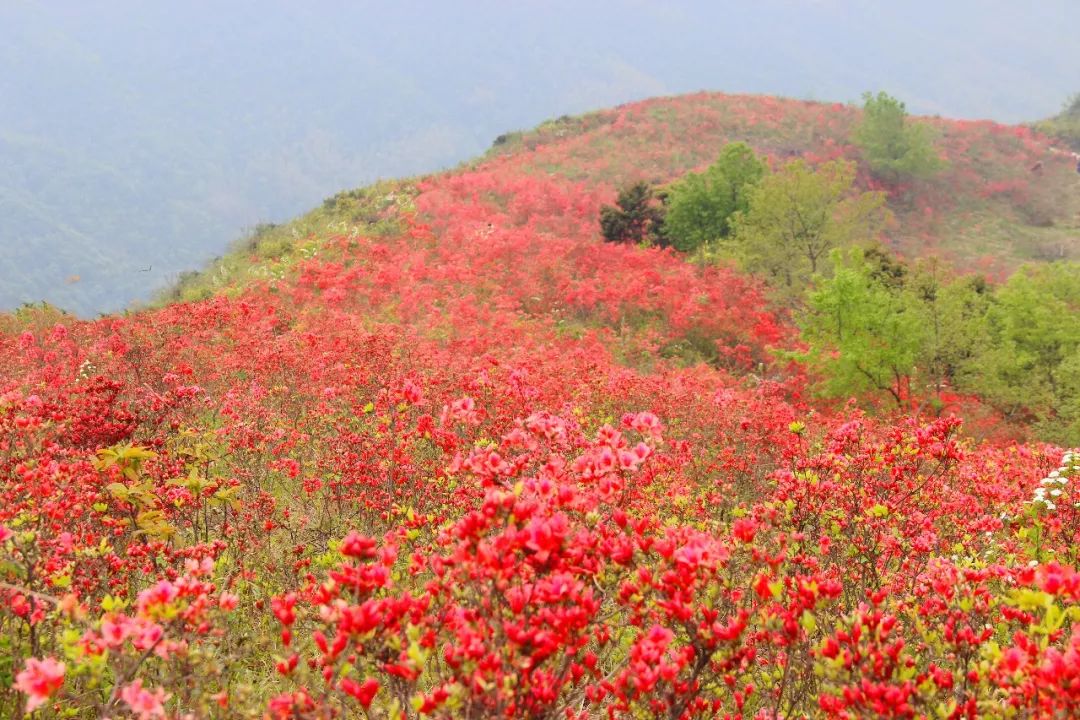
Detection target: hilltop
<box><xmin>1</xmin><ymin>93</ymin><xmax>1079</xmax><ymax>718</ymax></box>
<box><xmin>167</xmin><ymin>92</ymin><xmax>1080</xmax><ymax>311</ymax></box>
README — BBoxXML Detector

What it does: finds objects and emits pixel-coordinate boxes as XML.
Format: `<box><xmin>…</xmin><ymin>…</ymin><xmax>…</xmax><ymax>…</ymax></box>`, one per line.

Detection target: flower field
<box><xmin>2</xmin><ymin>92</ymin><xmax>1079</xmax><ymax>718</ymax></box>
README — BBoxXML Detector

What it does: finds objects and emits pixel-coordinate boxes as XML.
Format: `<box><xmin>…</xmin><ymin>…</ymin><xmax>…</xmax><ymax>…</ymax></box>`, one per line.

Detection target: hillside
<box><xmin>166</xmin><ymin>92</ymin><xmax>1080</xmax><ymax>312</ymax></box>
<box><xmin>5</xmin><ymin>1</ymin><xmax>1080</xmax><ymax>316</ymax></box>
<box><xmin>1</xmin><ymin>93</ymin><xmax>1079</xmax><ymax>718</ymax></box>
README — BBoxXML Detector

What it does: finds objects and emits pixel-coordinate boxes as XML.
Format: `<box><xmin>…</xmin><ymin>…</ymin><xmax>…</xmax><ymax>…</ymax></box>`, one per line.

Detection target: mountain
<box><xmin>3</xmin><ymin>0</ymin><xmax>1080</xmax><ymax>315</ymax></box>
<box><xmin>165</xmin><ymin>91</ymin><xmax>1080</xmax><ymax>311</ymax></box>
<box><xmin>1</xmin><ymin>91</ymin><xmax>1080</xmax><ymax>718</ymax></box>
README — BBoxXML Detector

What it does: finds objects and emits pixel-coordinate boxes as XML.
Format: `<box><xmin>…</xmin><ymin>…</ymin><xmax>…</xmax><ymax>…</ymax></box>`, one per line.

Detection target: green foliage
<box><xmin>796</xmin><ymin>248</ymin><xmax>923</xmax><ymax>406</ymax></box>
<box><xmin>1033</xmin><ymin>93</ymin><xmax>1080</xmax><ymax>152</ymax></box>
<box><xmin>862</xmin><ymin>244</ymin><xmax>908</xmax><ymax>290</ymax></box>
<box><xmin>663</xmin><ymin>143</ymin><xmax>767</xmax><ymax>252</ymax></box>
<box><xmin>795</xmin><ymin>247</ymin><xmax>1080</xmax><ymax>442</ymax></box>
<box><xmin>854</xmin><ymin>91</ymin><xmax>945</xmax><ymax>183</ymax></box>
<box><xmin>154</xmin><ymin>180</ymin><xmax>417</xmax><ymax>306</ymax></box>
<box><xmin>973</xmin><ymin>262</ymin><xmax>1080</xmax><ymax>443</ymax></box>
<box><xmin>731</xmin><ymin>160</ymin><xmax>889</xmax><ymax>299</ymax></box>
<box><xmin>599</xmin><ymin>182</ymin><xmax>668</xmax><ymax>246</ymax></box>
<box><xmin>486</xmin><ymin>111</ymin><xmax>617</xmax><ymax>159</ymax></box>
<box><xmin>900</xmin><ymin>261</ymin><xmax>992</xmax><ymax>404</ymax></box>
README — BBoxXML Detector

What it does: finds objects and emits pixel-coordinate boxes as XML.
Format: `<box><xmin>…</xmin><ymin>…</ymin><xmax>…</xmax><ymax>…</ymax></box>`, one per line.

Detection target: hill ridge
<box><xmin>158</xmin><ymin>91</ymin><xmax>1080</xmax><ymax>311</ymax></box>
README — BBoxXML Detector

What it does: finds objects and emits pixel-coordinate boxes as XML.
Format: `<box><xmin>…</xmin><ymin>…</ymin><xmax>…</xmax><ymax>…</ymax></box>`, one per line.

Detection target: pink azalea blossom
<box><xmin>14</xmin><ymin>657</ymin><xmax>65</xmax><ymax>712</ymax></box>
<box><xmin>121</xmin><ymin>679</ymin><xmax>169</xmax><ymax>719</ymax></box>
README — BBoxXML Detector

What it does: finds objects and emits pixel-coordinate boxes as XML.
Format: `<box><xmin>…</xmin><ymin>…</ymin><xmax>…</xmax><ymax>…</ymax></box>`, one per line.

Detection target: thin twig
<box><xmin>0</xmin><ymin>581</ymin><xmax>62</xmax><ymax>605</ymax></box>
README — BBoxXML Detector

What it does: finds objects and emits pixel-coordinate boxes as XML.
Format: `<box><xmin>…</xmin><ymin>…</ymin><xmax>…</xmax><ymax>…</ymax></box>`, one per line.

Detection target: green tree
<box><xmin>1033</xmin><ymin>93</ymin><xmax>1080</xmax><ymax>153</ymax></box>
<box><xmin>731</xmin><ymin>159</ymin><xmax>888</xmax><ymax>299</ymax></box>
<box><xmin>796</xmin><ymin>250</ymin><xmax>1079</xmax><ymax>441</ymax></box>
<box><xmin>663</xmin><ymin>142</ymin><xmax>766</xmax><ymax>253</ymax></box>
<box><xmin>599</xmin><ymin>182</ymin><xmax>668</xmax><ymax>246</ymax></box>
<box><xmin>971</xmin><ymin>262</ymin><xmax>1080</xmax><ymax>444</ymax></box>
<box><xmin>900</xmin><ymin>259</ymin><xmax>992</xmax><ymax>408</ymax></box>
<box><xmin>796</xmin><ymin>248</ymin><xmax>922</xmax><ymax>408</ymax></box>
<box><xmin>862</xmin><ymin>243</ymin><xmax>908</xmax><ymax>290</ymax></box>
<box><xmin>854</xmin><ymin>91</ymin><xmax>945</xmax><ymax>184</ymax></box>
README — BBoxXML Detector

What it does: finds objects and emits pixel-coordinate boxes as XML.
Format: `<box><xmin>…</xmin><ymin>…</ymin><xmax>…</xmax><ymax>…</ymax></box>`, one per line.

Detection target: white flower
<box><xmin>1050</xmin><ymin>489</ymin><xmax>1063</xmax><ymax>497</ymax></box>
<box><xmin>1045</xmin><ymin>502</ymin><xmax>1057</xmax><ymax>511</ymax></box>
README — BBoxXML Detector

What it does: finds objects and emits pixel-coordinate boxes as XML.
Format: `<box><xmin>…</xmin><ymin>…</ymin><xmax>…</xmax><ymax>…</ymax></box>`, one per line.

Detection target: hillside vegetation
<box><xmin>167</xmin><ymin>93</ymin><xmax>1080</xmax><ymax>305</ymax></box>
<box><xmin>12</xmin><ymin>0</ymin><xmax>1080</xmax><ymax>317</ymax></box>
<box><xmin>1</xmin><ymin>93</ymin><xmax>1079</xmax><ymax>719</ymax></box>
<box><xmin>1034</xmin><ymin>94</ymin><xmax>1080</xmax><ymax>153</ymax></box>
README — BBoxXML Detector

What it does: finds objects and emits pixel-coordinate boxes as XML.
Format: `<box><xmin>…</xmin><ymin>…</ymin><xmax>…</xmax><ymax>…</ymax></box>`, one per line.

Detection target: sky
<box><xmin>1</xmin><ymin>0</ymin><xmax>1078</xmax><ymax>314</ymax></box>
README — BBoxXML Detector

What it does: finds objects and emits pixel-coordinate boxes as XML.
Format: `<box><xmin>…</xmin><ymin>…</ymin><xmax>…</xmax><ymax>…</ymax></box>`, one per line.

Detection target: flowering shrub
<box><xmin>0</xmin><ymin>92</ymin><xmax>1078</xmax><ymax>718</ymax></box>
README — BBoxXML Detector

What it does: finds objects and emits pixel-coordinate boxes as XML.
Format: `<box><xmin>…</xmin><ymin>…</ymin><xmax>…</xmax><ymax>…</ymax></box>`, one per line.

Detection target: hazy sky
<box><xmin>2</xmin><ymin>0</ymin><xmax>1078</xmax><ymax>314</ymax></box>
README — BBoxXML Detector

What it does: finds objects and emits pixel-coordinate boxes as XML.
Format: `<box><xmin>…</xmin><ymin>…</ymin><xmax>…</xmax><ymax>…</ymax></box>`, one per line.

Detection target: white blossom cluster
<box><xmin>1028</xmin><ymin>450</ymin><xmax>1078</xmax><ymax>512</ymax></box>
<box><xmin>76</xmin><ymin>358</ymin><xmax>96</xmax><ymax>382</ymax></box>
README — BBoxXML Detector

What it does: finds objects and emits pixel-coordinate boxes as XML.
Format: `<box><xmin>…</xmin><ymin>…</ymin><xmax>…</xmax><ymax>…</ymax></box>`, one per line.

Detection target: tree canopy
<box><xmin>663</xmin><ymin>142</ymin><xmax>767</xmax><ymax>253</ymax></box>
<box><xmin>974</xmin><ymin>262</ymin><xmax>1080</xmax><ymax>443</ymax></box>
<box><xmin>795</xmin><ymin>249</ymin><xmax>1080</xmax><ymax>443</ymax></box>
<box><xmin>599</xmin><ymin>182</ymin><xmax>668</xmax><ymax>246</ymax></box>
<box><xmin>854</xmin><ymin>91</ymin><xmax>945</xmax><ymax>184</ymax></box>
<box><xmin>796</xmin><ymin>248</ymin><xmax>923</xmax><ymax>407</ymax></box>
<box><xmin>1033</xmin><ymin>92</ymin><xmax>1080</xmax><ymax>152</ymax></box>
<box><xmin>731</xmin><ymin>159</ymin><xmax>889</xmax><ymax>299</ymax></box>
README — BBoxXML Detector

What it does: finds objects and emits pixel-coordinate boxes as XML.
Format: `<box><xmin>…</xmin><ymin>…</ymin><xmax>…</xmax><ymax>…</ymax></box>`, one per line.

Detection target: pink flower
<box><xmin>623</xmin><ymin>411</ymin><xmax>663</xmax><ymax>440</ymax></box>
<box><xmin>120</xmin><ymin>679</ymin><xmax>169</xmax><ymax>719</ymax></box>
<box><xmin>100</xmin><ymin>615</ymin><xmax>128</xmax><ymax>647</ymax></box>
<box><xmin>595</xmin><ymin>447</ymin><xmax>617</xmax><ymax>474</ymax></box>
<box><xmin>137</xmin><ymin>580</ymin><xmax>178</xmax><ymax>614</ymax></box>
<box><xmin>130</xmin><ymin>619</ymin><xmax>164</xmax><ymax>651</ymax></box>
<box><xmin>56</xmin><ymin>532</ymin><xmax>74</xmax><ymax>553</ymax></box>
<box><xmin>401</xmin><ymin>379</ymin><xmax>424</xmax><ymax>405</ymax></box>
<box><xmin>444</xmin><ymin>396</ymin><xmax>479</xmax><ymax>424</ymax></box>
<box><xmin>14</xmin><ymin>657</ymin><xmax>65</xmax><ymax>712</ymax></box>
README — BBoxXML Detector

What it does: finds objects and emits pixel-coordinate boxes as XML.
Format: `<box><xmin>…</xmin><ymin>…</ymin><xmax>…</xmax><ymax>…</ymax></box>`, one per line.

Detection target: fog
<box><xmin>2</xmin><ymin>0</ymin><xmax>1077</xmax><ymax>314</ymax></box>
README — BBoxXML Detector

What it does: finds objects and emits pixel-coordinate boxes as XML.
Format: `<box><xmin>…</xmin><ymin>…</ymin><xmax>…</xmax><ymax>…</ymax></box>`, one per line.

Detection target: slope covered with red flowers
<box><xmin>1</xmin><ymin>92</ymin><xmax>1078</xmax><ymax>719</ymax></box>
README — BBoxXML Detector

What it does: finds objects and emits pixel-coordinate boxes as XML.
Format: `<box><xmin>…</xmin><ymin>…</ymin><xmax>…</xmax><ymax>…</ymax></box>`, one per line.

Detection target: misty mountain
<box><xmin>2</xmin><ymin>0</ymin><xmax>1077</xmax><ymax>314</ymax></box>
